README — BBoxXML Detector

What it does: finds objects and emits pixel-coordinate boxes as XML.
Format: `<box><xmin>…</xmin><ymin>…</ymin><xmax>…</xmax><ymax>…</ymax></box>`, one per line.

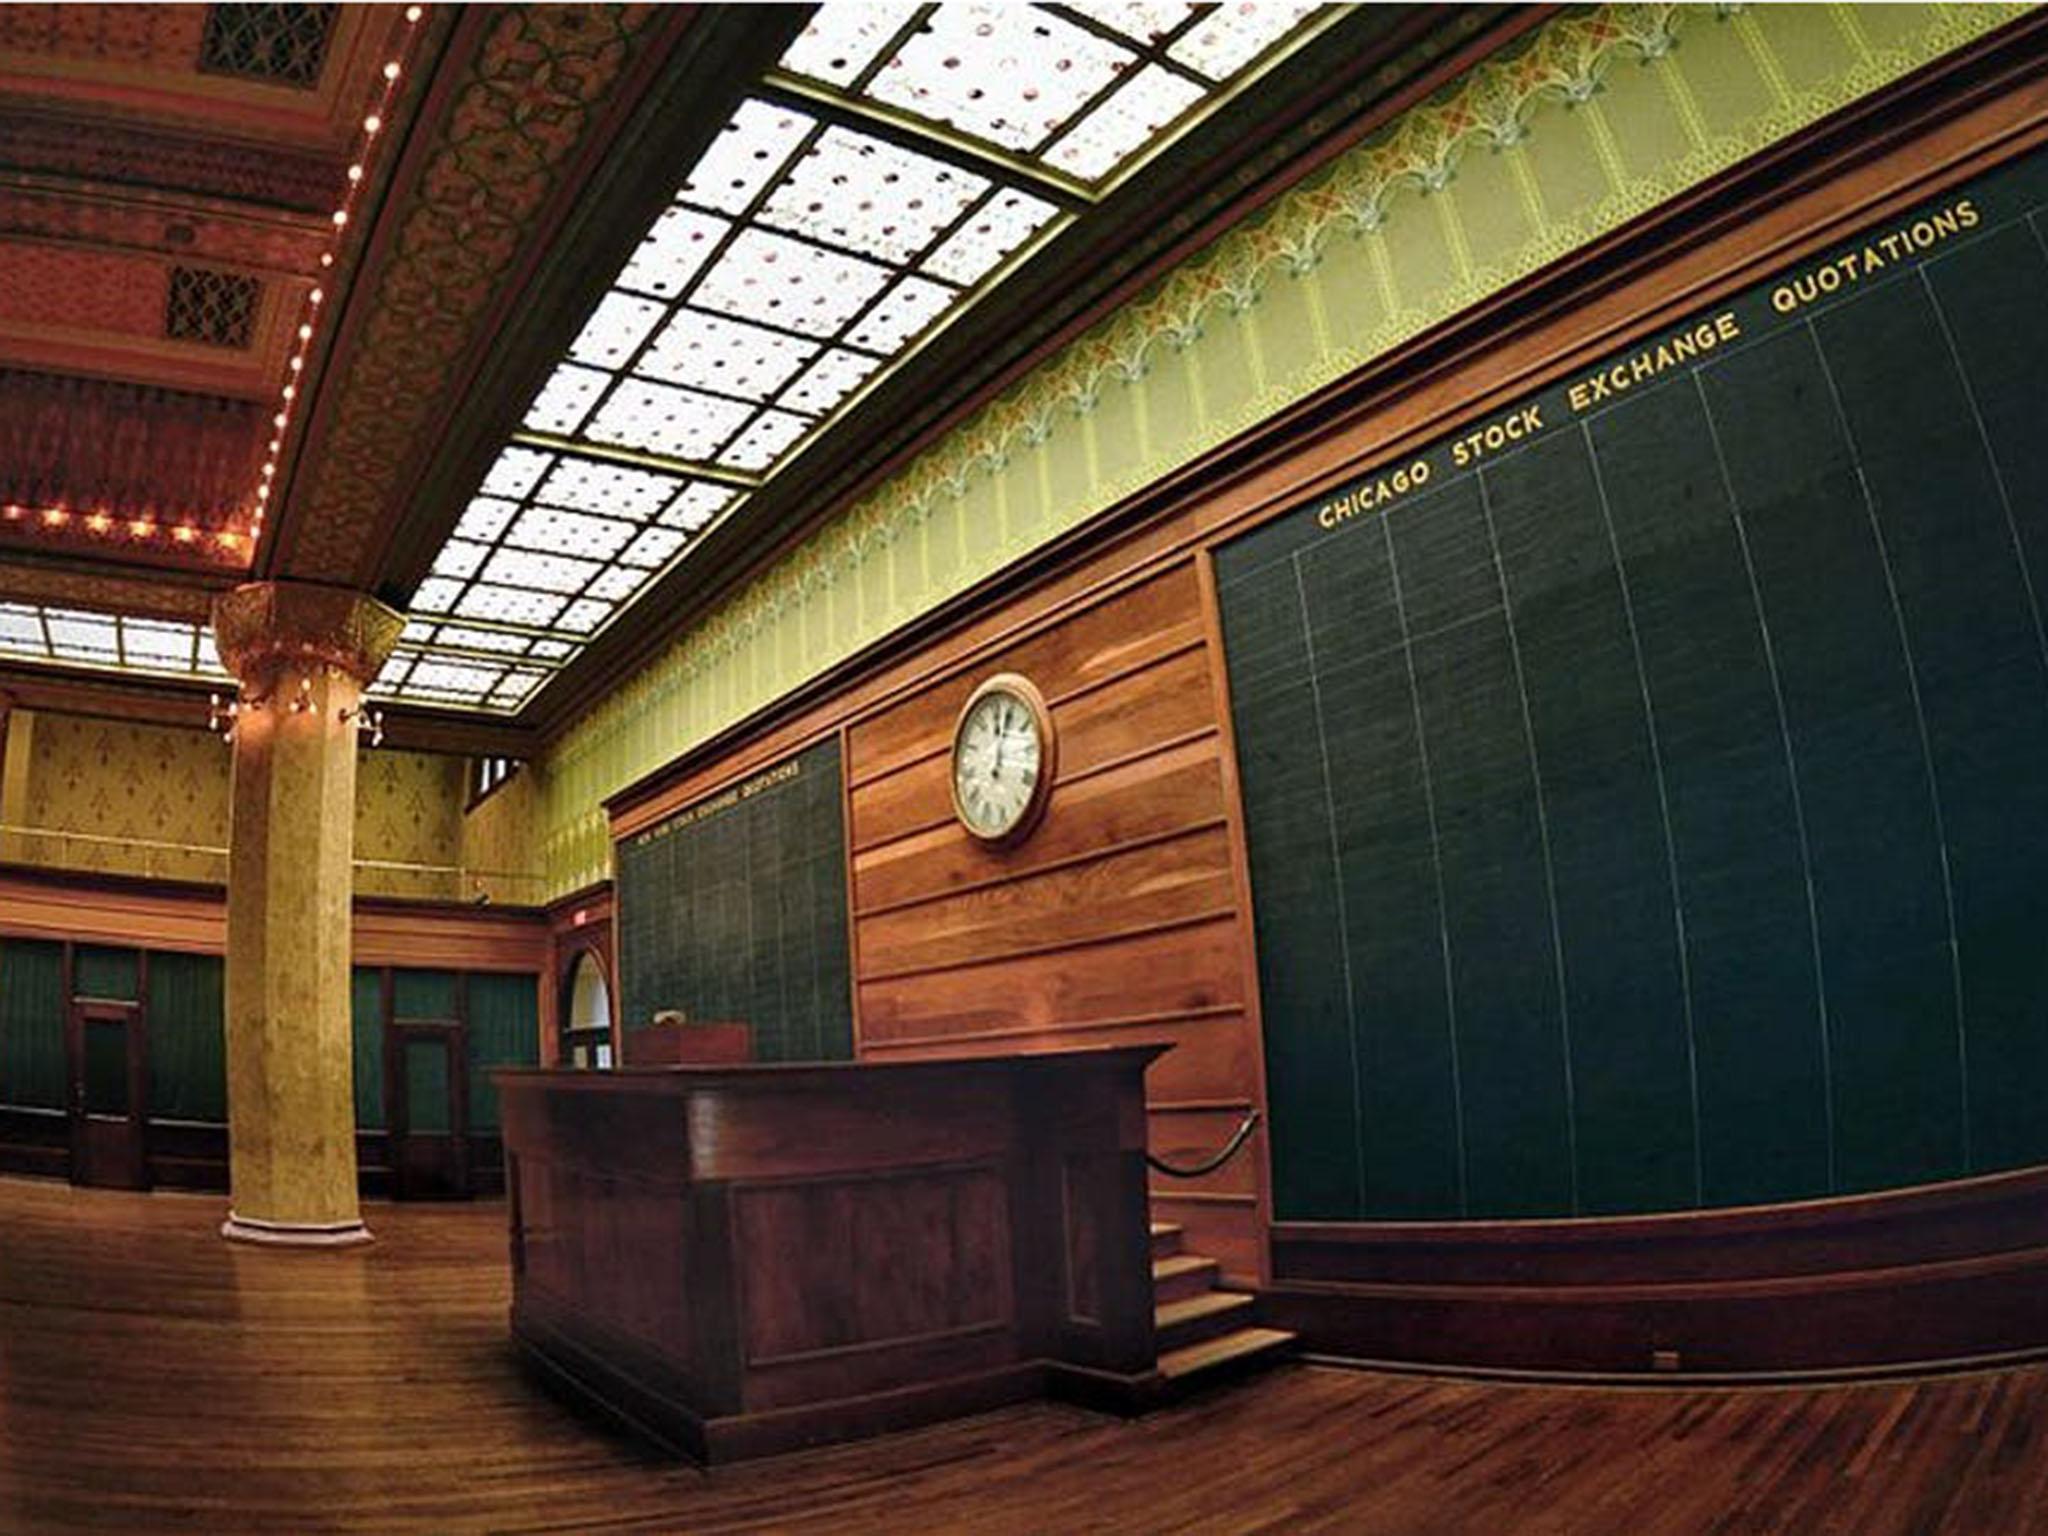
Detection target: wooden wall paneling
<box><xmin>843</xmin><ymin>565</ymin><xmax>1206</xmax><ymax>788</ymax></box>
<box><xmin>840</xmin><ymin>723</ymin><xmax>865</xmax><ymax>1056</ymax></box>
<box><xmin>853</xmin><ymin>737</ymin><xmax>1225</xmax><ymax>914</ymax></box>
<box><xmin>857</xmin><ymin>914</ymin><xmax>1243</xmax><ymax>1047</ymax></box>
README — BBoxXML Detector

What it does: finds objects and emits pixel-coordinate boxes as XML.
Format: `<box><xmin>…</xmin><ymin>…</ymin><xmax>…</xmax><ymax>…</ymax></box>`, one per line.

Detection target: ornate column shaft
<box><xmin>212</xmin><ymin>582</ymin><xmax>400</xmax><ymax>1246</ymax></box>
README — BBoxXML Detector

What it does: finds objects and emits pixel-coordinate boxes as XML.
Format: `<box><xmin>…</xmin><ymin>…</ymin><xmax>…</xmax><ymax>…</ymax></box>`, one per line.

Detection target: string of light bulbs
<box><xmin>254</xmin><ymin>4</ymin><xmax>427</xmax><ymax>552</ymax></box>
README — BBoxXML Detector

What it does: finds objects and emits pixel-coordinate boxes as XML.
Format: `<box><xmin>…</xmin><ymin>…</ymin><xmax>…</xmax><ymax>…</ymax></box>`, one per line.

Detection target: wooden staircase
<box><xmin>1148</xmin><ymin>1221</ymin><xmax>1295</xmax><ymax>1392</ymax></box>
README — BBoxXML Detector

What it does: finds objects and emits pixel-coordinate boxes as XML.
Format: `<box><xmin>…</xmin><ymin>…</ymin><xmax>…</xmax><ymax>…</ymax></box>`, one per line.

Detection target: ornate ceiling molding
<box><xmin>271</xmin><ymin>3</ymin><xmax>686</xmax><ymax>588</ymax></box>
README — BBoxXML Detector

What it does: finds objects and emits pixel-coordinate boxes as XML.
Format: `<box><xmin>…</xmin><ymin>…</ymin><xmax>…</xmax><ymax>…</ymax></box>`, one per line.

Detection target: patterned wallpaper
<box><xmin>532</xmin><ymin>2</ymin><xmax>2027</xmax><ymax>898</ymax></box>
<box><xmin>0</xmin><ymin>706</ymin><xmax>497</xmax><ymax>897</ymax></box>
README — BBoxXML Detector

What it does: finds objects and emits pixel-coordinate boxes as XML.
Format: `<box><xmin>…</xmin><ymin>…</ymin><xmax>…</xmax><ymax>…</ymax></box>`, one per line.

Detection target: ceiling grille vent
<box><xmin>198</xmin><ymin>3</ymin><xmax>341</xmax><ymax>89</ymax></box>
<box><xmin>166</xmin><ymin>268</ymin><xmax>262</xmax><ymax>349</ymax></box>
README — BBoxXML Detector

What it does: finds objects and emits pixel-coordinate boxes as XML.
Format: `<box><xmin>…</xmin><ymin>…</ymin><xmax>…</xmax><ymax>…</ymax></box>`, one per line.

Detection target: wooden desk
<box><xmin>496</xmin><ymin>1045</ymin><xmax>1166</xmax><ymax>1462</ymax></box>
<box><xmin>620</xmin><ymin>1020</ymin><xmax>751</xmax><ymax>1065</ymax></box>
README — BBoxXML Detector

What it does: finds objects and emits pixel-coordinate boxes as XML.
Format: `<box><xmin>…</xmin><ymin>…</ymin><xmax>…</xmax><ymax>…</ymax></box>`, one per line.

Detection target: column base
<box><xmin>220</xmin><ymin>1212</ymin><xmax>374</xmax><ymax>1248</ymax></box>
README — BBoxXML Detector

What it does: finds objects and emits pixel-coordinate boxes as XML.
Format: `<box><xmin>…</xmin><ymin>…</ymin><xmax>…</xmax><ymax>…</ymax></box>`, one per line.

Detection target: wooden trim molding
<box><xmin>1262</xmin><ymin>1167</ymin><xmax>2048</xmax><ymax>1378</ymax></box>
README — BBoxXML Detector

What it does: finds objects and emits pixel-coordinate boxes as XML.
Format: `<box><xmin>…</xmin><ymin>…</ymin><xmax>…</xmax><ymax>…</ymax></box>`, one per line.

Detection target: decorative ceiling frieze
<box><xmin>271</xmin><ymin>3</ymin><xmax>681</xmax><ymax>588</ymax></box>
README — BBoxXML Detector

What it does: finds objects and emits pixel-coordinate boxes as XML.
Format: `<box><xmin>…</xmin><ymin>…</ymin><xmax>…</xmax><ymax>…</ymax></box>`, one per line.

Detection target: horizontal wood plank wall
<box><xmin>0</xmin><ymin>866</ymin><xmax>548</xmax><ymax>971</ymax></box>
<box><xmin>845</xmin><ymin>563</ymin><xmax>1268</xmax><ymax>1284</ymax></box>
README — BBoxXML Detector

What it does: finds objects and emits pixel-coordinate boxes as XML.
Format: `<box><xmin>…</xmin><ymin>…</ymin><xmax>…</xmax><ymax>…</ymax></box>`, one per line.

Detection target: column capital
<box><xmin>211</xmin><ymin>581</ymin><xmax>401</xmax><ymax>690</ymax></box>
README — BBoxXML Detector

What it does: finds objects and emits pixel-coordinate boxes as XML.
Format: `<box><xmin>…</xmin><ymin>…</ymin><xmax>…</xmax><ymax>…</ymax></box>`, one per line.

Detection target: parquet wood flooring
<box><xmin>1</xmin><ymin>1177</ymin><xmax>2045</xmax><ymax>1534</ymax></box>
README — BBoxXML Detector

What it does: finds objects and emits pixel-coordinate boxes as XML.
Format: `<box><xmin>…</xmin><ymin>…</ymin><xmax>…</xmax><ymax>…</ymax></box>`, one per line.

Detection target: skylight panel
<box><xmin>1059</xmin><ymin>1</ymin><xmax>1199</xmax><ymax>46</ymax></box>
<box><xmin>195</xmin><ymin>631</ymin><xmax>222</xmax><ymax>673</ymax></box>
<box><xmin>720</xmin><ymin>409</ymin><xmax>813</xmax><ymax>472</ymax></box>
<box><xmin>412</xmin><ymin>577</ymin><xmax>463</xmax><ymax>615</ymax></box>
<box><xmin>1044</xmin><ymin>63</ymin><xmax>1204</xmax><ymax>180</ymax></box>
<box><xmin>585</xmin><ymin>568</ymin><xmax>647</xmax><ymax>602</ymax></box>
<box><xmin>583</xmin><ymin>378</ymin><xmax>756</xmax><ymax>460</ymax></box>
<box><xmin>637</xmin><ymin>308</ymin><xmax>818</xmax><ymax>400</ymax></box>
<box><xmin>867</xmin><ymin>6</ymin><xmax>1135</xmax><ymax>152</ymax></box>
<box><xmin>618</xmin><ymin>206</ymin><xmax>731</xmax><ymax>298</ymax></box>
<box><xmin>761</xmin><ymin>126</ymin><xmax>988</xmax><ymax>265</ymax></box>
<box><xmin>408</xmin><ymin>658</ymin><xmax>506</xmax><ymax>697</ymax></box>
<box><xmin>0</xmin><ymin>606</ymin><xmax>44</xmax><ymax>654</ymax></box>
<box><xmin>481</xmin><ymin>446</ymin><xmax>552</xmax><ymax>499</ymax></box>
<box><xmin>373</xmin><ymin>651</ymin><xmax>417</xmax><ymax>690</ymax></box>
<box><xmin>400</xmin><ymin>620</ymin><xmax>438</xmax><ymax>644</ymax></box>
<box><xmin>453</xmin><ymin>497</ymin><xmax>519</xmax><ymax>543</ymax></box>
<box><xmin>493</xmin><ymin>671</ymin><xmax>547</xmax><ymax>707</ymax></box>
<box><xmin>847</xmin><ymin>274</ymin><xmax>956</xmax><ymax>352</ymax></box>
<box><xmin>780</xmin><ymin>6</ymin><xmax>915</xmax><ymax>87</ymax></box>
<box><xmin>569</xmin><ymin>292</ymin><xmax>666</xmax><ymax>371</ymax></box>
<box><xmin>1167</xmin><ymin>2</ymin><xmax>1320</xmax><ymax>78</ymax></box>
<box><xmin>122</xmin><ymin>620</ymin><xmax>196</xmax><ymax>668</ymax></box>
<box><xmin>922</xmin><ymin>187</ymin><xmax>1060</xmax><ymax>285</ymax></box>
<box><xmin>431</xmin><ymin>540</ymin><xmax>490</xmax><ymax>581</ymax></box>
<box><xmin>620</xmin><ymin>526</ymin><xmax>689</xmax><ymax>568</ymax></box>
<box><xmin>657</xmin><ymin>483</ymin><xmax>738</xmax><ymax>531</ymax></box>
<box><xmin>479</xmin><ymin>547</ymin><xmax>601</xmax><ymax>596</ymax></box>
<box><xmin>45</xmin><ymin>611</ymin><xmax>120</xmax><ymax>662</ymax></box>
<box><xmin>454</xmin><ymin>585</ymin><xmax>568</xmax><ymax>628</ymax></box>
<box><xmin>532</xmin><ymin>459</ymin><xmax>683</xmax><ymax>520</ymax></box>
<box><xmin>524</xmin><ymin>362</ymin><xmax>612</xmax><ymax>435</ymax></box>
<box><xmin>692</xmin><ymin>227</ymin><xmax>895</xmax><ymax>337</ymax></box>
<box><xmin>501</xmin><ymin>506</ymin><xmax>638</xmax><ymax>562</ymax></box>
<box><xmin>558</xmin><ymin>597</ymin><xmax>614</xmax><ymax>634</ymax></box>
<box><xmin>679</xmin><ymin>99</ymin><xmax>816</xmax><ymax>216</ymax></box>
<box><xmin>438</xmin><ymin>625</ymin><xmax>533</xmax><ymax>656</ymax></box>
<box><xmin>530</xmin><ymin>639</ymin><xmax>575</xmax><ymax>660</ymax></box>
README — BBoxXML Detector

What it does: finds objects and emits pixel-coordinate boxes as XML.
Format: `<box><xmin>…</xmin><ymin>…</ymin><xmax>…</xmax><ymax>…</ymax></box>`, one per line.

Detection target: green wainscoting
<box><xmin>352</xmin><ymin>967</ymin><xmax>386</xmax><ymax>1130</ymax></box>
<box><xmin>465</xmin><ymin>972</ymin><xmax>540</xmax><ymax>1132</ymax></box>
<box><xmin>147</xmin><ymin>953</ymin><xmax>226</xmax><ymax>1124</ymax></box>
<box><xmin>0</xmin><ymin>939</ymin><xmax>65</xmax><ymax>1111</ymax></box>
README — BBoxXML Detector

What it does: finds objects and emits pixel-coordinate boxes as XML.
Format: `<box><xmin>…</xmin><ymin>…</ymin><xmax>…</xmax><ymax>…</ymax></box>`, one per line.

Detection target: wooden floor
<box><xmin>3</xmin><ymin>1179</ymin><xmax>2047</xmax><ymax>1534</ymax></box>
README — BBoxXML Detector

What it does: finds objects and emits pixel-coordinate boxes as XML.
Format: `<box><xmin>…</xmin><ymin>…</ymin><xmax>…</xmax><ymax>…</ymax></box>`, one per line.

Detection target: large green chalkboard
<box><xmin>616</xmin><ymin>738</ymin><xmax>852</xmax><ymax>1062</ymax></box>
<box><xmin>1218</xmin><ymin>141</ymin><xmax>2048</xmax><ymax>1222</ymax></box>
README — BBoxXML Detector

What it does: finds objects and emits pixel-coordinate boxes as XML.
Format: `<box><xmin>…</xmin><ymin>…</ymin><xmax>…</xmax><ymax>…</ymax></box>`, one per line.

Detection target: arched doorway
<box><xmin>558</xmin><ymin>951</ymin><xmax>613</xmax><ymax>1069</ymax></box>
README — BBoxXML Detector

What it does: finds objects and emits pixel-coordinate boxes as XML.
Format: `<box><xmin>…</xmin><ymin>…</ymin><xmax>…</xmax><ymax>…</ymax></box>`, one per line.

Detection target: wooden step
<box><xmin>1148</xmin><ymin>1221</ymin><xmax>1184</xmax><ymax>1260</ymax></box>
<box><xmin>1154</xmin><ymin>1288</ymin><xmax>1255</xmax><ymax>1351</ymax></box>
<box><xmin>1150</xmin><ymin>1252</ymin><xmax>1219</xmax><ymax>1305</ymax></box>
<box><xmin>1157</xmin><ymin>1325</ymin><xmax>1297</xmax><ymax>1383</ymax></box>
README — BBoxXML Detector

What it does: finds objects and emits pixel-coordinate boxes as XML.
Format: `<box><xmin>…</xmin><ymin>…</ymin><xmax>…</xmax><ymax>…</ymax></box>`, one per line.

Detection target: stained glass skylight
<box><xmin>0</xmin><ymin>603</ymin><xmax>226</xmax><ymax>680</ymax></box>
<box><xmin>393</xmin><ymin>3</ymin><xmax>1336</xmax><ymax>710</ymax></box>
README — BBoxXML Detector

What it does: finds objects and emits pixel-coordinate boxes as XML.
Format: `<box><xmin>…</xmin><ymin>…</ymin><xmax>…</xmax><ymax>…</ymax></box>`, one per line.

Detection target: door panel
<box><xmin>388</xmin><ymin>1026</ymin><xmax>467</xmax><ymax>1199</ymax></box>
<box><xmin>68</xmin><ymin>1004</ymin><xmax>147</xmax><ymax>1190</ymax></box>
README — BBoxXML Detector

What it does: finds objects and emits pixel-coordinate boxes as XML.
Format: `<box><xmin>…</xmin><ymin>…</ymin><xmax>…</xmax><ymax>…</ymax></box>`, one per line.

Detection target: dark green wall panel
<box><xmin>1219</xmin><ymin>144</ymin><xmax>2048</xmax><ymax>1220</ymax></box>
<box><xmin>0</xmin><ymin>939</ymin><xmax>65</xmax><ymax>1111</ymax></box>
<box><xmin>74</xmin><ymin>946</ymin><xmax>138</xmax><ymax>1003</ymax></box>
<box><xmin>147</xmin><ymin>952</ymin><xmax>225</xmax><ymax>1123</ymax></box>
<box><xmin>351</xmin><ymin>967</ymin><xmax>385</xmax><ymax>1131</ymax></box>
<box><xmin>465</xmin><ymin>973</ymin><xmax>538</xmax><ymax>1132</ymax></box>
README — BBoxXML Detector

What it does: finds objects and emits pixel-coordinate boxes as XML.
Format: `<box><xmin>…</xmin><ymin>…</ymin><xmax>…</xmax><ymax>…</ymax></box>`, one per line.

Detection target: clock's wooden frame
<box><xmin>949</xmin><ymin>672</ymin><xmax>1057</xmax><ymax>848</ymax></box>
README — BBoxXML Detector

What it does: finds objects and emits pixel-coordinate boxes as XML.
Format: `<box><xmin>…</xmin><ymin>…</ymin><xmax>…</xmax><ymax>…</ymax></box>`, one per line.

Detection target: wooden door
<box><xmin>387</xmin><ymin>1023</ymin><xmax>468</xmax><ymax>1199</ymax></box>
<box><xmin>67</xmin><ymin>1000</ymin><xmax>148</xmax><ymax>1190</ymax></box>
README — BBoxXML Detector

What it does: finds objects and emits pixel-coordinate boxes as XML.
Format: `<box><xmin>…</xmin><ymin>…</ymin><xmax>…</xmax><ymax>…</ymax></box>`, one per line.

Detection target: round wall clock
<box><xmin>949</xmin><ymin>673</ymin><xmax>1056</xmax><ymax>846</ymax></box>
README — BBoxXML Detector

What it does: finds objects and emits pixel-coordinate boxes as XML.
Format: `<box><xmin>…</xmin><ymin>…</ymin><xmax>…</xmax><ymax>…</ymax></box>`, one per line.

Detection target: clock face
<box><xmin>952</xmin><ymin>681</ymin><xmax>1050</xmax><ymax>843</ymax></box>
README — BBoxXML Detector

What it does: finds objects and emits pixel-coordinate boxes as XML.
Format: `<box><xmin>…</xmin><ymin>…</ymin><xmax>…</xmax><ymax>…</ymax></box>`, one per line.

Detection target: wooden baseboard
<box><xmin>1265</xmin><ymin>1166</ymin><xmax>2048</xmax><ymax>1376</ymax></box>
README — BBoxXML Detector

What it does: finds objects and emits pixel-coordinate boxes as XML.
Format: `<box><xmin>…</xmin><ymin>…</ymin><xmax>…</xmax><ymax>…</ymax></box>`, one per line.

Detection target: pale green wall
<box><xmin>535</xmin><ymin>2</ymin><xmax>2027</xmax><ymax>897</ymax></box>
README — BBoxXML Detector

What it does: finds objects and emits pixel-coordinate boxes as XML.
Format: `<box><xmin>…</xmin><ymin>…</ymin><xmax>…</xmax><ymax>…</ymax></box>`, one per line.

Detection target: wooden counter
<box><xmin>495</xmin><ymin>1045</ymin><xmax>1166</xmax><ymax>1461</ymax></box>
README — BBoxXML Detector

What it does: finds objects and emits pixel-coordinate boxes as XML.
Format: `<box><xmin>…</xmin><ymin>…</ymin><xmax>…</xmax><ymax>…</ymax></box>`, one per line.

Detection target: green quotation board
<box><xmin>1217</xmin><ymin>142</ymin><xmax>2048</xmax><ymax>1222</ymax></box>
<box><xmin>616</xmin><ymin>738</ymin><xmax>852</xmax><ymax>1063</ymax></box>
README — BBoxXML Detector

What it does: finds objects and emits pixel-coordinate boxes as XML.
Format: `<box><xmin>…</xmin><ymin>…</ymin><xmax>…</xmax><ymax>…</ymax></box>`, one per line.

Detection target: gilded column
<box><xmin>212</xmin><ymin>582</ymin><xmax>400</xmax><ymax>1246</ymax></box>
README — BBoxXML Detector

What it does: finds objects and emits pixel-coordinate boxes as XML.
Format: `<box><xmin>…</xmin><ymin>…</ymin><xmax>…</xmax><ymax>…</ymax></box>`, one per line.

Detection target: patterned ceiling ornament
<box><xmin>210</xmin><ymin>580</ymin><xmax>403</xmax><ymax>688</ymax></box>
<box><xmin>279</xmin><ymin>4</ymin><xmax>668</xmax><ymax>585</ymax></box>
